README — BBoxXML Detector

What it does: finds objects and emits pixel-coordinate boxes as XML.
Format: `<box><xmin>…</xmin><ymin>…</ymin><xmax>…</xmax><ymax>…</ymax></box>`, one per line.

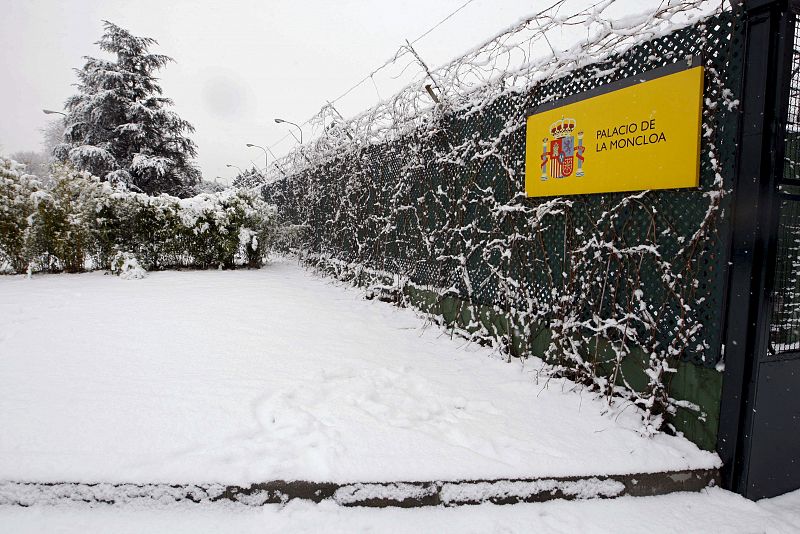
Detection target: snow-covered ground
<box><xmin>1</xmin><ymin>259</ymin><xmax>798</xmax><ymax>532</ymax></box>
<box><xmin>0</xmin><ymin>487</ymin><xmax>799</xmax><ymax>533</ymax></box>
<box><xmin>0</xmin><ymin>259</ymin><xmax>717</xmax><ymax>486</ymax></box>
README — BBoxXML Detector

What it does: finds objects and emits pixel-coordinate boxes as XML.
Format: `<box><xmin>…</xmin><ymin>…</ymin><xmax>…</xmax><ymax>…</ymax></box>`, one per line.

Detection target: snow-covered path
<box><xmin>1</xmin><ymin>487</ymin><xmax>799</xmax><ymax>534</ymax></box>
<box><xmin>0</xmin><ymin>260</ymin><xmax>717</xmax><ymax>486</ymax></box>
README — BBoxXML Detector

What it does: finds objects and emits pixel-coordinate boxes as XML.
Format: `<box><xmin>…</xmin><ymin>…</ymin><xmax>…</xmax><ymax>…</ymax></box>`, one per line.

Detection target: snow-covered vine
<box><xmin>260</xmin><ymin>1</ymin><xmax>743</xmax><ymax>434</ymax></box>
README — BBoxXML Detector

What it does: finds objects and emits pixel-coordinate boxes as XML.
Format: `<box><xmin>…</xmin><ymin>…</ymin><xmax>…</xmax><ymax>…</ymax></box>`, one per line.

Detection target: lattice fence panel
<box><xmin>265</xmin><ymin>9</ymin><xmax>745</xmax><ymax>369</ymax></box>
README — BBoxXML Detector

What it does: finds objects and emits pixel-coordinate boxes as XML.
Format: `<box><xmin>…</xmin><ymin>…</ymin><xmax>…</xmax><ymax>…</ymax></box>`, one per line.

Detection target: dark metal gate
<box><xmin>719</xmin><ymin>0</ymin><xmax>800</xmax><ymax>500</ymax></box>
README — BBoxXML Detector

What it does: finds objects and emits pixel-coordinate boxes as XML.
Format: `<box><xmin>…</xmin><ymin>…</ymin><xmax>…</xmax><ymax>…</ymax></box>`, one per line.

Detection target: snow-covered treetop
<box><xmin>55</xmin><ymin>21</ymin><xmax>199</xmax><ymax>197</ymax></box>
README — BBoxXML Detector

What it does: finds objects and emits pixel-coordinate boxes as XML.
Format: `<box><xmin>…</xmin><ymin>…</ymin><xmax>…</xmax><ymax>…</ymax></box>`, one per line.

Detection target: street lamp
<box><xmin>274</xmin><ymin>118</ymin><xmax>303</xmax><ymax>144</ymax></box>
<box><xmin>42</xmin><ymin>109</ymin><xmax>67</xmax><ymax>117</ymax></box>
<box><xmin>226</xmin><ymin>164</ymin><xmax>243</xmax><ymax>174</ymax></box>
<box><xmin>245</xmin><ymin>143</ymin><xmax>268</xmax><ymax>170</ymax></box>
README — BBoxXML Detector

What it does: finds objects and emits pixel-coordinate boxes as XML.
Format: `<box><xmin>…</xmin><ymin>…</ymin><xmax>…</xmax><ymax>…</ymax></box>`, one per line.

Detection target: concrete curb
<box><xmin>0</xmin><ymin>468</ymin><xmax>719</xmax><ymax>508</ymax></box>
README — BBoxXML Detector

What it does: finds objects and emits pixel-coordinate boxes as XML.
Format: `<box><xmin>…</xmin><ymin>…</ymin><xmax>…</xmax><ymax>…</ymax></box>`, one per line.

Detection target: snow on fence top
<box><xmin>259</xmin><ymin>0</ymin><xmax>730</xmax><ymax>176</ymax></box>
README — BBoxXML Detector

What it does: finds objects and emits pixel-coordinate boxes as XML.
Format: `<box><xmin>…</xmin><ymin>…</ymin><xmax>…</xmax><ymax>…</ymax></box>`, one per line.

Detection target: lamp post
<box><xmin>245</xmin><ymin>143</ymin><xmax>268</xmax><ymax>170</ymax></box>
<box><xmin>226</xmin><ymin>164</ymin><xmax>243</xmax><ymax>174</ymax></box>
<box><xmin>262</xmin><ymin>145</ymin><xmax>289</xmax><ymax>177</ymax></box>
<box><xmin>274</xmin><ymin>118</ymin><xmax>303</xmax><ymax>144</ymax></box>
<box><xmin>42</xmin><ymin>109</ymin><xmax>67</xmax><ymax>117</ymax></box>
<box><xmin>264</xmin><ymin>145</ymin><xmax>280</xmax><ymax>163</ymax></box>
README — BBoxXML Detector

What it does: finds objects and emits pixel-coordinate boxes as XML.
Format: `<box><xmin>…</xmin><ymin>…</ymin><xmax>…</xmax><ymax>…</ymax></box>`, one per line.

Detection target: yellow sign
<box><xmin>525</xmin><ymin>66</ymin><xmax>704</xmax><ymax>197</ymax></box>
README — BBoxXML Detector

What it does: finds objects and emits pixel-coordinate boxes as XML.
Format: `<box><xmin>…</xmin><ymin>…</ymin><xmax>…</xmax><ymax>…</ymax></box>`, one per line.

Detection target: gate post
<box><xmin>717</xmin><ymin>0</ymin><xmax>796</xmax><ymax>497</ymax></box>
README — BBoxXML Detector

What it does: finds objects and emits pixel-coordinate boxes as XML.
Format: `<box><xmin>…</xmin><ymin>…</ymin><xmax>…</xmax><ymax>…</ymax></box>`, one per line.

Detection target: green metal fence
<box><xmin>266</xmin><ymin>9</ymin><xmax>745</xmax><ymax>373</ymax></box>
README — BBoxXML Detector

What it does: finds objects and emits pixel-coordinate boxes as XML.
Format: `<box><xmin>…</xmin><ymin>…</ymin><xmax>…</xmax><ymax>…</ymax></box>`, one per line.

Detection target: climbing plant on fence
<box><xmin>261</xmin><ymin>1</ymin><xmax>745</xmax><ymax>434</ymax></box>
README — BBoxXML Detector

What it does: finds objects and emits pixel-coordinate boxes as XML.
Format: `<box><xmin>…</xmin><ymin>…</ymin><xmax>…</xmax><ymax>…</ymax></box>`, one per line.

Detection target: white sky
<box><xmin>1</xmin><ymin>0</ymin><xmax>549</xmax><ymax>183</ymax></box>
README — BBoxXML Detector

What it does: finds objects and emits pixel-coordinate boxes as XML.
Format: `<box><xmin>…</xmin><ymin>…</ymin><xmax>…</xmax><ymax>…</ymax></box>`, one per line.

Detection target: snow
<box><xmin>1</xmin><ymin>488</ymin><xmax>799</xmax><ymax>533</ymax></box>
<box><xmin>0</xmin><ymin>259</ymin><xmax>718</xmax><ymax>487</ymax></box>
<box><xmin>333</xmin><ymin>483</ymin><xmax>435</xmax><ymax>506</ymax></box>
<box><xmin>438</xmin><ymin>478</ymin><xmax>625</xmax><ymax>505</ymax></box>
<box><xmin>760</xmin><ymin>488</ymin><xmax>800</xmax><ymax>532</ymax></box>
<box><xmin>0</xmin><ymin>481</ymin><xmax>227</xmax><ymax>507</ymax></box>
<box><xmin>130</xmin><ymin>154</ymin><xmax>172</xmax><ymax>177</ymax></box>
<box><xmin>0</xmin><ymin>258</ymin><xmax>796</xmax><ymax>531</ymax></box>
<box><xmin>110</xmin><ymin>252</ymin><xmax>147</xmax><ymax>280</ymax></box>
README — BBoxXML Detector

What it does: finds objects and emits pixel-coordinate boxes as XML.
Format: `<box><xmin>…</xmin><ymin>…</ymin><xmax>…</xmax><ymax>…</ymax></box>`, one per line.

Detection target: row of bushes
<box><xmin>0</xmin><ymin>157</ymin><xmax>278</xmax><ymax>274</ymax></box>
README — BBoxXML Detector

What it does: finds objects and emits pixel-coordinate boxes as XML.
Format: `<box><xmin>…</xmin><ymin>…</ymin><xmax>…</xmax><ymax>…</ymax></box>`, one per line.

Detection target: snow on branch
<box><xmin>131</xmin><ymin>153</ymin><xmax>173</xmax><ymax>177</ymax></box>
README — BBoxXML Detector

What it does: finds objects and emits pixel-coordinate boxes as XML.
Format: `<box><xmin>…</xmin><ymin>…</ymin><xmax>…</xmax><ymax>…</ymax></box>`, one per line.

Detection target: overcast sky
<box><xmin>2</xmin><ymin>0</ymin><xmax>562</xmax><ymax>183</ymax></box>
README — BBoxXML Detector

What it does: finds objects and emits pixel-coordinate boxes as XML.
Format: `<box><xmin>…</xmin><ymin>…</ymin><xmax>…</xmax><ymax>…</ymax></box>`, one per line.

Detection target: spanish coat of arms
<box><xmin>540</xmin><ymin>117</ymin><xmax>586</xmax><ymax>180</ymax></box>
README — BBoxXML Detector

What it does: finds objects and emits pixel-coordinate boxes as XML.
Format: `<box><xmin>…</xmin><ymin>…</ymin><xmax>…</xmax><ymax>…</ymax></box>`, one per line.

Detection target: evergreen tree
<box><xmin>232</xmin><ymin>167</ymin><xmax>265</xmax><ymax>189</ymax></box>
<box><xmin>55</xmin><ymin>21</ymin><xmax>200</xmax><ymax>197</ymax></box>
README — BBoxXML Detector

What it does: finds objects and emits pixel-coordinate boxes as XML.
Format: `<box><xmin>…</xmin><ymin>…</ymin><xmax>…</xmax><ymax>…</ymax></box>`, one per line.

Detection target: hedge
<box><xmin>0</xmin><ymin>157</ymin><xmax>277</xmax><ymax>274</ymax></box>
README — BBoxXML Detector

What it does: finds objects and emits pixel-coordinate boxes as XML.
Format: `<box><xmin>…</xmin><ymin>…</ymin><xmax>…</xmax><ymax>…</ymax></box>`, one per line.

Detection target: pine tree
<box><xmin>54</xmin><ymin>21</ymin><xmax>200</xmax><ymax>197</ymax></box>
<box><xmin>232</xmin><ymin>167</ymin><xmax>265</xmax><ymax>189</ymax></box>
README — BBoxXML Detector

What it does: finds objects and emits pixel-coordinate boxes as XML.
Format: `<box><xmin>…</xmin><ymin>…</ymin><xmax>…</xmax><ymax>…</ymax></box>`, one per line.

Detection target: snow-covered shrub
<box><xmin>110</xmin><ymin>251</ymin><xmax>146</xmax><ymax>279</ymax></box>
<box><xmin>0</xmin><ymin>157</ymin><xmax>40</xmax><ymax>272</ymax></box>
<box><xmin>25</xmin><ymin>164</ymin><xmax>107</xmax><ymax>272</ymax></box>
<box><xmin>176</xmin><ymin>190</ymin><xmax>275</xmax><ymax>269</ymax></box>
<box><xmin>114</xmin><ymin>194</ymin><xmax>184</xmax><ymax>270</ymax></box>
<box><xmin>228</xmin><ymin>190</ymin><xmax>278</xmax><ymax>268</ymax></box>
<box><xmin>0</xmin><ymin>158</ymin><xmax>278</xmax><ymax>274</ymax></box>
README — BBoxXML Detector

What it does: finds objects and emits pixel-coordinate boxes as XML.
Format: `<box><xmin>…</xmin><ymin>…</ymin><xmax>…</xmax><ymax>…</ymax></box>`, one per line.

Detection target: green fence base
<box><xmin>404</xmin><ymin>285</ymin><xmax>721</xmax><ymax>451</ymax></box>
